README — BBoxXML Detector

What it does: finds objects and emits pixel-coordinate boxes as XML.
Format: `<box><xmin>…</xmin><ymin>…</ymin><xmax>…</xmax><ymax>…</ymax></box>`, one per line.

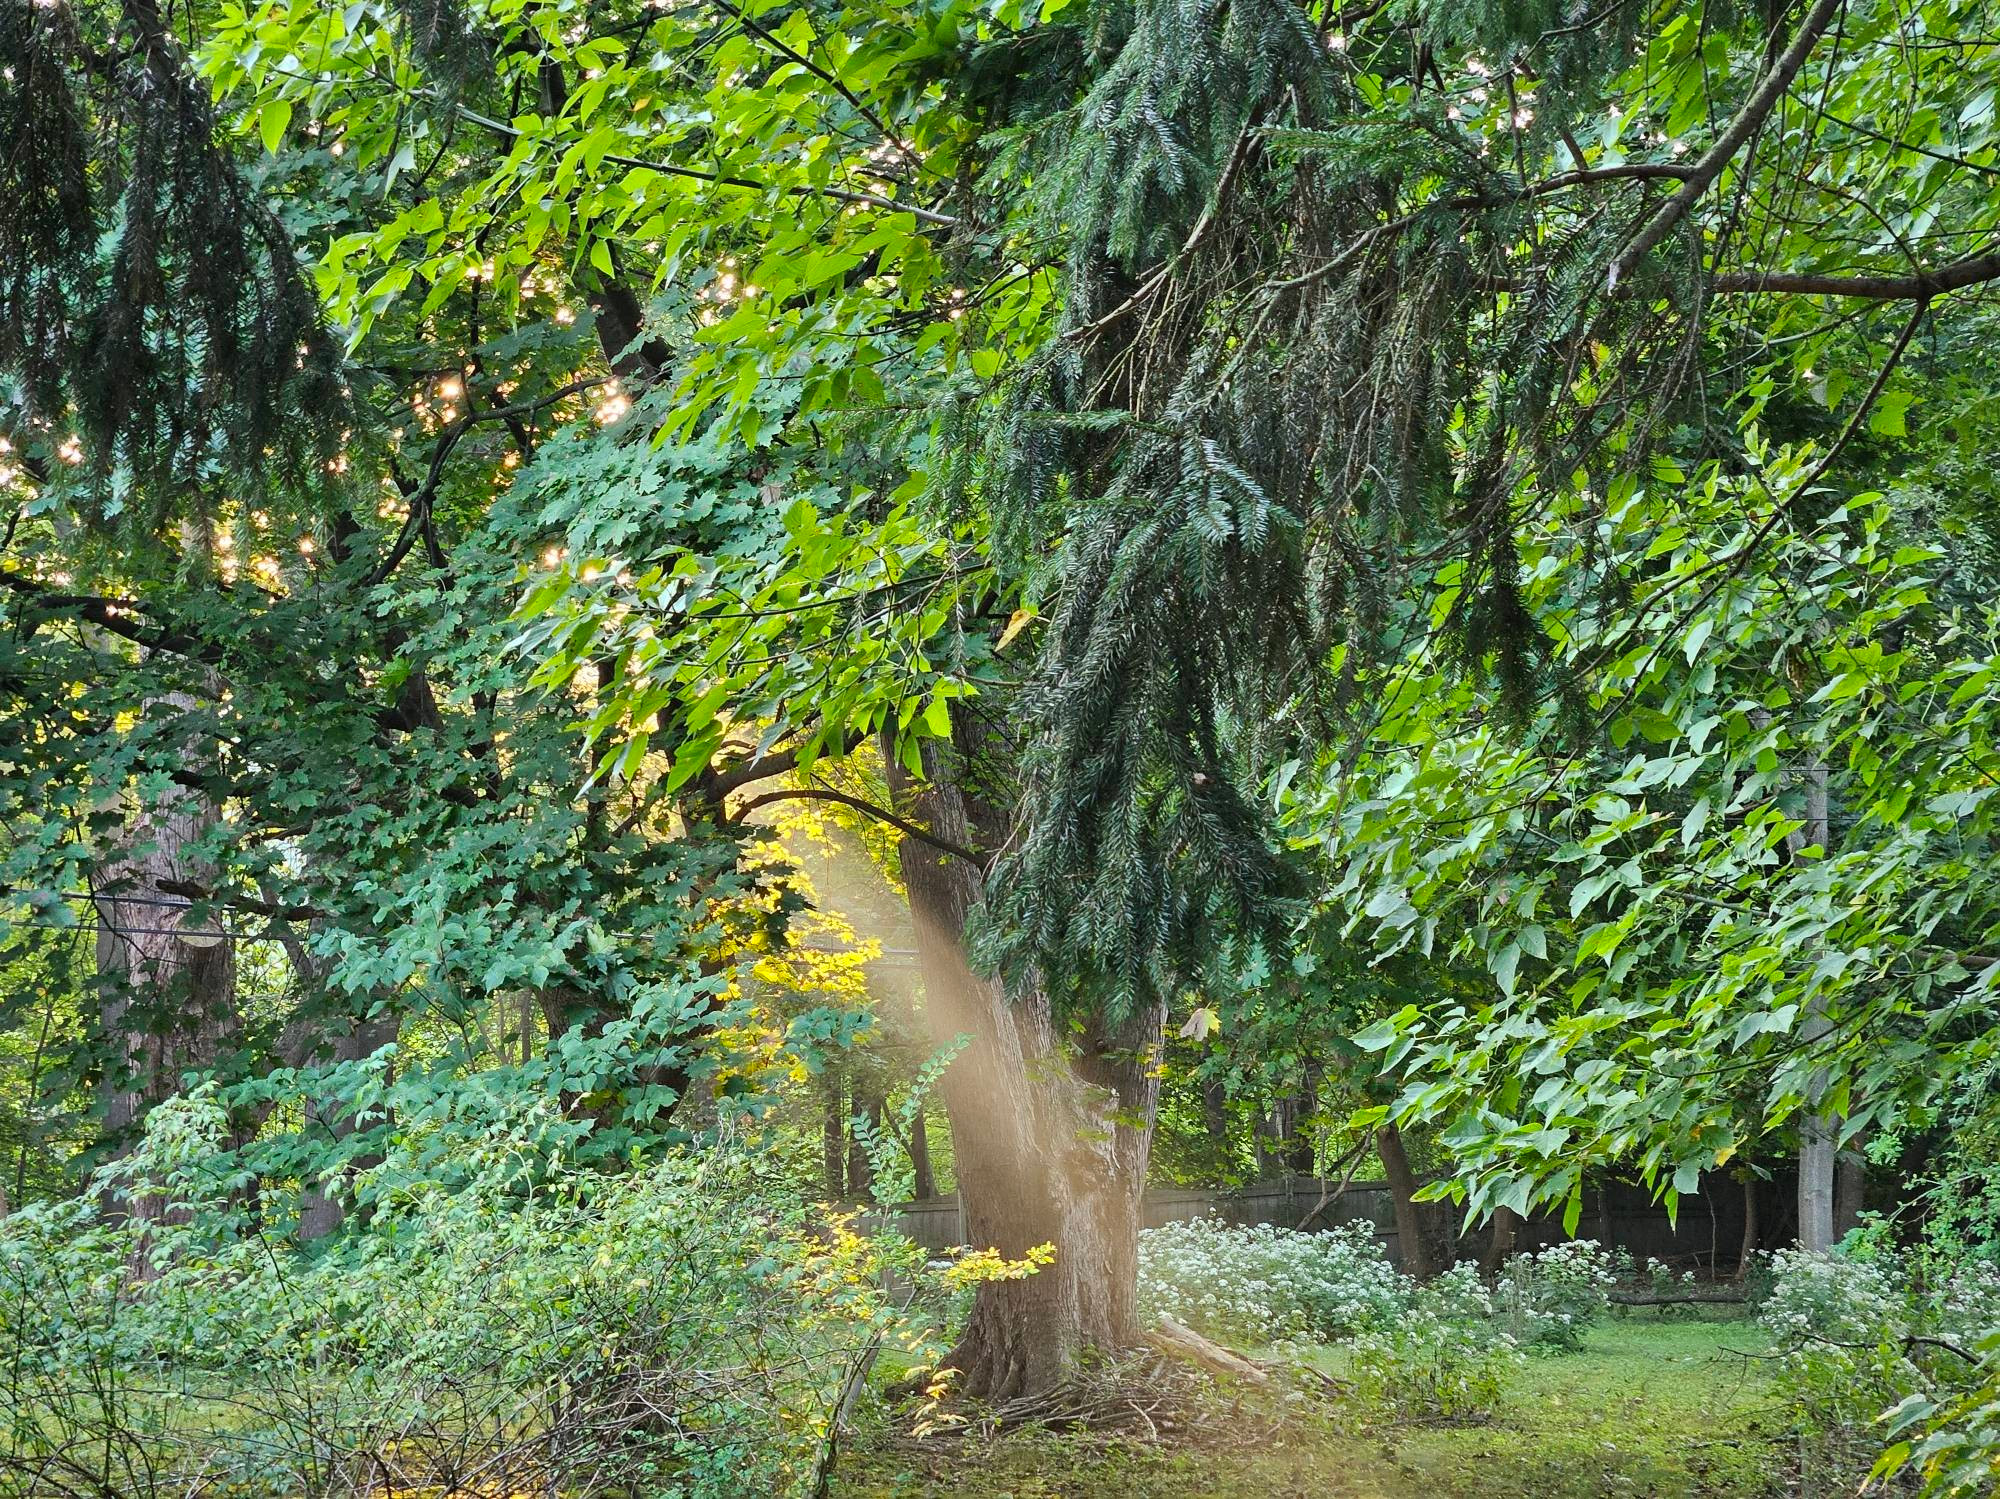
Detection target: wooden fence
<box><xmin>883</xmin><ymin>1172</ymin><xmax>1750</xmax><ymax>1272</ymax></box>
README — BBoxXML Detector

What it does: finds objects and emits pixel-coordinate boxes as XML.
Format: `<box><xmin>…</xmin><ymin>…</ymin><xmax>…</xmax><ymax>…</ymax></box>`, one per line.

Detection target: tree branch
<box><xmin>709</xmin><ymin>726</ymin><xmax>869</xmax><ymax>797</ymax></box>
<box><xmin>1607</xmin><ymin>0</ymin><xmax>1847</xmax><ymax>290</ymax></box>
<box><xmin>1712</xmin><ymin>250</ymin><xmax>2000</xmax><ymax>299</ymax></box>
<box><xmin>151</xmin><ymin>878</ymin><xmax>325</xmax><ymax>923</ymax></box>
<box><xmin>0</xmin><ymin>573</ymin><xmax>216</xmax><ymax>660</ymax></box>
<box><xmin>731</xmin><ymin>786</ymin><xmax>984</xmax><ymax>865</ymax></box>
<box><xmin>446</xmin><ymin>101</ymin><xmax>957</xmax><ymax>227</ymax></box>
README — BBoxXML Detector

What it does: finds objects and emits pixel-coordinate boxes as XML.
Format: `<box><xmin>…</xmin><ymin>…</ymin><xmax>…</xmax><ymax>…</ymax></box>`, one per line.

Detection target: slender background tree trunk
<box><xmin>909</xmin><ymin>1098</ymin><xmax>935</xmax><ymax>1199</ymax></box>
<box><xmin>823</xmin><ymin>1087</ymin><xmax>848</xmax><ymax>1199</ymax></box>
<box><xmin>1793</xmin><ymin>761</ymin><xmax>1838</xmax><ymax>1253</ymax></box>
<box><xmin>1736</xmin><ymin>1171</ymin><xmax>1760</xmax><ymax>1281</ymax></box>
<box><xmin>1376</xmin><ymin>1123</ymin><xmax>1434</xmax><ymax>1280</ymax></box>
<box><xmin>1480</xmin><ymin>1204</ymin><xmax>1520</xmax><ymax>1277</ymax></box>
<box><xmin>297</xmin><ymin>1014</ymin><xmax>399</xmax><ymax>1241</ymax></box>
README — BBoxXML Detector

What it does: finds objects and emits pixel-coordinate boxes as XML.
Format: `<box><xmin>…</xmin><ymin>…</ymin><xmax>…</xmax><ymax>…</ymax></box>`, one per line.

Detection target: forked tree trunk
<box><xmin>1375</xmin><ymin>1123</ymin><xmax>1434</xmax><ymax>1281</ymax></box>
<box><xmin>890</xmin><ymin>738</ymin><xmax>1164</xmax><ymax>1400</ymax></box>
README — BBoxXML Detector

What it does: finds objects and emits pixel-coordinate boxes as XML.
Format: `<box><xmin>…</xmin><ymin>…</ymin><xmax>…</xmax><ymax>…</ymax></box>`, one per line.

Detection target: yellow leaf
<box><xmin>1713</xmin><ymin>1142</ymin><xmax>1737</xmax><ymax>1167</ymax></box>
<box><xmin>996</xmin><ymin>607</ymin><xmax>1036</xmax><ymax>652</ymax></box>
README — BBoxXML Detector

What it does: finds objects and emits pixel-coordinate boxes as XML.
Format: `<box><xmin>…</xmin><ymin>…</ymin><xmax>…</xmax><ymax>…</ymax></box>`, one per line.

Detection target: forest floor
<box><xmin>834</xmin><ymin>1318</ymin><xmax>1799</xmax><ymax>1498</ymax></box>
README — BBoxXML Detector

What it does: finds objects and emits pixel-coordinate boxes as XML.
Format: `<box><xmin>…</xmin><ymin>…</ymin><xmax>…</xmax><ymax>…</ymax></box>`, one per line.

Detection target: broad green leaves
<box><xmin>1290</xmin><ymin>446</ymin><xmax>2000</xmax><ymax>1220</ymax></box>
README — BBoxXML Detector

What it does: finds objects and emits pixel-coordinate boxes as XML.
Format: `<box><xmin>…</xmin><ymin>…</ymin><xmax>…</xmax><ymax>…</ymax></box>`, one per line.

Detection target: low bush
<box><xmin>1136</xmin><ymin>1217</ymin><xmax>1407</xmax><ymax>1346</ymax></box>
<box><xmin>1494</xmin><ymin>1239</ymin><xmax>1618</xmax><ymax>1351</ymax></box>
<box><xmin>1348</xmin><ymin>1263</ymin><xmax>1521</xmax><ymax>1422</ymax></box>
<box><xmin>1758</xmin><ymin>1242</ymin><xmax>2000</xmax><ymax>1497</ymax></box>
<box><xmin>0</xmin><ymin>1090</ymin><xmax>923</xmax><ymax>1499</ymax></box>
<box><xmin>1136</xmin><ymin>1218</ymin><xmax>1527</xmax><ymax>1423</ymax></box>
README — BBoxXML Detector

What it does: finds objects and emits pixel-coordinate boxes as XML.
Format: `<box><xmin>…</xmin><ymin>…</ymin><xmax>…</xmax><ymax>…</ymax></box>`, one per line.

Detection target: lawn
<box><xmin>834</xmin><ymin>1316</ymin><xmax>1793</xmax><ymax>1498</ymax></box>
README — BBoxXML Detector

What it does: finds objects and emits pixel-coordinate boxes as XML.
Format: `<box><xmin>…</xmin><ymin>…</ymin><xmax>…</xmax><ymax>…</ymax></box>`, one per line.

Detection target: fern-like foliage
<box><xmin>0</xmin><ymin>0</ymin><xmax>349</xmax><ymax>526</ymax></box>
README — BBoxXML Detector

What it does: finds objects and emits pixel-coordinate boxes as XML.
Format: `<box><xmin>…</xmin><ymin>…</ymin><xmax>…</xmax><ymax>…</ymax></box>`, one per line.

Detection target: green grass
<box><xmin>834</xmin><ymin>1315</ymin><xmax>1794</xmax><ymax>1498</ymax></box>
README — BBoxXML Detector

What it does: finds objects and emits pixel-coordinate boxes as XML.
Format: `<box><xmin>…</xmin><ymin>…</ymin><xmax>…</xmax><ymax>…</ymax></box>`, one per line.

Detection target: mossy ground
<box><xmin>833</xmin><ymin>1315</ymin><xmax>1794</xmax><ymax>1498</ymax></box>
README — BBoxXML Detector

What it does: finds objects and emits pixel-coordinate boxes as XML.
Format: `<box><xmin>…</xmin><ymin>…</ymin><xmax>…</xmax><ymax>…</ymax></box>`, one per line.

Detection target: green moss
<box><xmin>834</xmin><ymin>1318</ymin><xmax>1790</xmax><ymax>1498</ymax></box>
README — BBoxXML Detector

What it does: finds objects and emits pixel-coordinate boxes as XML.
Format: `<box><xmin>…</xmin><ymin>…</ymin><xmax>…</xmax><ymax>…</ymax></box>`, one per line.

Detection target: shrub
<box><xmin>0</xmin><ymin>1091</ymin><xmax>921</xmax><ymax>1499</ymax></box>
<box><xmin>1494</xmin><ymin>1239</ymin><xmax>1618</xmax><ymax>1350</ymax></box>
<box><xmin>1136</xmin><ymin>1217</ymin><xmax>1407</xmax><ymax>1345</ymax></box>
<box><xmin>1137</xmin><ymin>1218</ymin><xmax>1521</xmax><ymax>1424</ymax></box>
<box><xmin>1348</xmin><ymin>1264</ymin><xmax>1521</xmax><ymax>1422</ymax></box>
<box><xmin>1759</xmin><ymin>1245</ymin><xmax>2000</xmax><ymax>1496</ymax></box>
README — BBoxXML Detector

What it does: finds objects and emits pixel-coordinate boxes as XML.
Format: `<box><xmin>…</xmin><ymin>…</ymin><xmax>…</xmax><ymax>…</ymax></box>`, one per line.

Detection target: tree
<box><xmin>2</xmin><ymin>0</ymin><xmax>817</xmax><ymax>1220</ymax></box>
<box><xmin>47</xmin><ymin>0</ymin><xmax>2000</xmax><ymax>1405</ymax></box>
<box><xmin>966</xmin><ymin>0</ymin><xmax>2000</xmax><ymax>1248</ymax></box>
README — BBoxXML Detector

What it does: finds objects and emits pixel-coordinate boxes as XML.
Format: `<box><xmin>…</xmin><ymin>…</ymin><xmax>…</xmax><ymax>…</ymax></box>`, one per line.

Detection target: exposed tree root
<box><xmin>893</xmin><ymin>1325</ymin><xmax>1326</xmax><ymax>1452</ymax></box>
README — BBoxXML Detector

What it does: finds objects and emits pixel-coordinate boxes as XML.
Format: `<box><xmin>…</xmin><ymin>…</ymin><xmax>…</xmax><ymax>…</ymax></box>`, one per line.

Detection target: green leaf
<box><xmin>259</xmin><ymin>99</ymin><xmax>293</xmax><ymax>154</ymax></box>
<box><xmin>1867</xmin><ymin>390</ymin><xmax>1913</xmax><ymax>437</ymax></box>
<box><xmin>1352</xmin><ymin>1006</ymin><xmax>1417</xmax><ymax>1052</ymax></box>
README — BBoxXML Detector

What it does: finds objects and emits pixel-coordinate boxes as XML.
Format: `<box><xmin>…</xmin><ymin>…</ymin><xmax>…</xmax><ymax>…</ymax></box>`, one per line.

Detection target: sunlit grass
<box><xmin>836</xmin><ymin>1316</ymin><xmax>1790</xmax><ymax>1498</ymax></box>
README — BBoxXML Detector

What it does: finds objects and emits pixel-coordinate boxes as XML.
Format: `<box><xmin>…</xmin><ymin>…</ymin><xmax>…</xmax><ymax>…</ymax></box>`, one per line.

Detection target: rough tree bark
<box><xmin>1375</xmin><ymin>1122</ymin><xmax>1435</xmax><ymax>1281</ymax></box>
<box><xmin>91</xmin><ymin>731</ymin><xmax>240</xmax><ymax>1236</ymax></box>
<box><xmin>888</xmin><ymin>735</ymin><xmax>1165</xmax><ymax>1400</ymax></box>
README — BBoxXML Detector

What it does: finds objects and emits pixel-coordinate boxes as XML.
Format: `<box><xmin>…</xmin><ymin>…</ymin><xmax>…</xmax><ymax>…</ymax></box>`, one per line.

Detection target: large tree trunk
<box><xmin>1375</xmin><ymin>1123</ymin><xmax>1434</xmax><ymax>1281</ymax></box>
<box><xmin>297</xmin><ymin>1013</ymin><xmax>399</xmax><ymax>1241</ymax></box>
<box><xmin>91</xmin><ymin>733</ymin><xmax>240</xmax><ymax>1232</ymax></box>
<box><xmin>890</xmin><ymin>738</ymin><xmax>1164</xmax><ymax>1400</ymax></box>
